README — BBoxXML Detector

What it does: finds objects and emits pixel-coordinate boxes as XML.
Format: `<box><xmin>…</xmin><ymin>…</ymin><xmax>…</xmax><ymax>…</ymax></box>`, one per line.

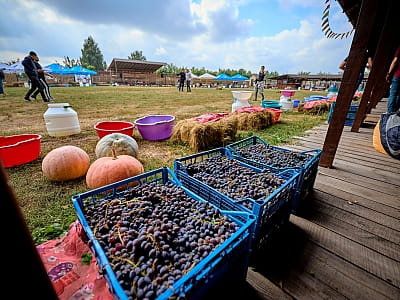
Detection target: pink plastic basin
<box><xmin>134</xmin><ymin>115</ymin><xmax>175</xmax><ymax>141</ymax></box>
<box><xmin>0</xmin><ymin>134</ymin><xmax>42</xmax><ymax>168</ymax></box>
<box><xmin>280</xmin><ymin>90</ymin><xmax>296</xmax><ymax>97</ymax></box>
<box><xmin>94</xmin><ymin>121</ymin><xmax>135</xmax><ymax>138</ymax></box>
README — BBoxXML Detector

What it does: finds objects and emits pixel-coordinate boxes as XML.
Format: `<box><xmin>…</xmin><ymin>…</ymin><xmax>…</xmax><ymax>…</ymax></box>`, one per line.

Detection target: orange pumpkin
<box><xmin>86</xmin><ymin>152</ymin><xmax>144</xmax><ymax>189</ymax></box>
<box><xmin>42</xmin><ymin>145</ymin><xmax>90</xmax><ymax>181</ymax></box>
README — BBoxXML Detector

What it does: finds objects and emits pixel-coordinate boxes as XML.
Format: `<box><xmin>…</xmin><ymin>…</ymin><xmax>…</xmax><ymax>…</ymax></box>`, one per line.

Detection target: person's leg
<box><xmin>0</xmin><ymin>78</ymin><xmax>4</xmax><ymax>94</ymax></box>
<box><xmin>387</xmin><ymin>77</ymin><xmax>400</xmax><ymax>113</ymax></box>
<box><xmin>187</xmin><ymin>80</ymin><xmax>191</xmax><ymax>92</ymax></box>
<box><xmin>31</xmin><ymin>86</ymin><xmax>39</xmax><ymax>99</ymax></box>
<box><xmin>254</xmin><ymin>84</ymin><xmax>258</xmax><ymax>101</ymax></box>
<box><xmin>260</xmin><ymin>83</ymin><xmax>265</xmax><ymax>100</ymax></box>
<box><xmin>40</xmin><ymin>78</ymin><xmax>51</xmax><ymax>100</ymax></box>
<box><xmin>24</xmin><ymin>77</ymin><xmax>39</xmax><ymax>100</ymax></box>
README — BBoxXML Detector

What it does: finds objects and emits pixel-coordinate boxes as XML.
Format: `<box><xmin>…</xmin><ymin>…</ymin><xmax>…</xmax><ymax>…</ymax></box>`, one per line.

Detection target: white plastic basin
<box><xmin>232</xmin><ymin>91</ymin><xmax>253</xmax><ymax>102</ymax></box>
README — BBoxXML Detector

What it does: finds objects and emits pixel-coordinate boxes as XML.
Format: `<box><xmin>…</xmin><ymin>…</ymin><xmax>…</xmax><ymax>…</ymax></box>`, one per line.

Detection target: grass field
<box><xmin>0</xmin><ymin>85</ymin><xmax>328</xmax><ymax>243</ymax></box>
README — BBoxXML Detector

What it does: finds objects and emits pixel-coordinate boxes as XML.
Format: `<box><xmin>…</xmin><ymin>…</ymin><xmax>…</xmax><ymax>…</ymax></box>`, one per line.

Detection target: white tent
<box><xmin>0</xmin><ymin>63</ymin><xmax>9</xmax><ymax>70</ymax></box>
<box><xmin>199</xmin><ymin>72</ymin><xmax>216</xmax><ymax>79</ymax></box>
<box><xmin>4</xmin><ymin>61</ymin><xmax>24</xmax><ymax>73</ymax></box>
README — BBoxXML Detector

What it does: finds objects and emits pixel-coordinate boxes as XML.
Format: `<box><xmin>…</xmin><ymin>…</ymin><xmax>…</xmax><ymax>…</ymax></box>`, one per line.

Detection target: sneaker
<box><xmin>43</xmin><ymin>99</ymin><xmax>50</xmax><ymax>102</ymax></box>
<box><xmin>31</xmin><ymin>96</ymin><xmax>37</xmax><ymax>101</ymax></box>
<box><xmin>24</xmin><ymin>97</ymin><xmax>32</xmax><ymax>102</ymax></box>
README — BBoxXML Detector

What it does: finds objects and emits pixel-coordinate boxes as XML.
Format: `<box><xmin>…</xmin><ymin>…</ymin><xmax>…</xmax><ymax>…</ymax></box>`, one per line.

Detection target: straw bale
<box><xmin>170</xmin><ymin>119</ymin><xmax>198</xmax><ymax>143</ymax></box>
<box><xmin>234</xmin><ymin>111</ymin><xmax>273</xmax><ymax>130</ymax></box>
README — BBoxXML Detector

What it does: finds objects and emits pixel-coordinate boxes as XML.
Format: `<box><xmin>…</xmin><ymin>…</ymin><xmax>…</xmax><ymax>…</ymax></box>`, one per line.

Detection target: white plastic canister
<box><xmin>43</xmin><ymin>103</ymin><xmax>81</xmax><ymax>136</ymax></box>
<box><xmin>279</xmin><ymin>96</ymin><xmax>294</xmax><ymax>112</ymax></box>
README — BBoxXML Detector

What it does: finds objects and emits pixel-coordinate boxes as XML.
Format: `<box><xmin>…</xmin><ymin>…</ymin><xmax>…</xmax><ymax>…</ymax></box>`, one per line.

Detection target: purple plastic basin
<box><xmin>134</xmin><ymin>115</ymin><xmax>175</xmax><ymax>141</ymax></box>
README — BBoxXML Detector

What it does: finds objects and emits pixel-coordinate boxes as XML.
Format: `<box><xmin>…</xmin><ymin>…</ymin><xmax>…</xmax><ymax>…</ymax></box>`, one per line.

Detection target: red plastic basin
<box><xmin>0</xmin><ymin>134</ymin><xmax>42</xmax><ymax>168</ymax></box>
<box><xmin>94</xmin><ymin>121</ymin><xmax>135</xmax><ymax>139</ymax></box>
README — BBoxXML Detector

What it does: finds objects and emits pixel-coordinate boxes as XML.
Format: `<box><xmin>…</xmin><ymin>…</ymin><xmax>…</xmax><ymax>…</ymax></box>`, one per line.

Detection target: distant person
<box><xmin>185</xmin><ymin>69</ymin><xmax>192</xmax><ymax>92</ymax></box>
<box><xmin>339</xmin><ymin>55</ymin><xmax>373</xmax><ymax>93</ymax></box>
<box><xmin>385</xmin><ymin>45</ymin><xmax>400</xmax><ymax>113</ymax></box>
<box><xmin>0</xmin><ymin>68</ymin><xmax>5</xmax><ymax>96</ymax></box>
<box><xmin>254</xmin><ymin>65</ymin><xmax>266</xmax><ymax>101</ymax></box>
<box><xmin>32</xmin><ymin>57</ymin><xmax>54</xmax><ymax>101</ymax></box>
<box><xmin>177</xmin><ymin>68</ymin><xmax>186</xmax><ymax>92</ymax></box>
<box><xmin>21</xmin><ymin>51</ymin><xmax>49</xmax><ymax>102</ymax></box>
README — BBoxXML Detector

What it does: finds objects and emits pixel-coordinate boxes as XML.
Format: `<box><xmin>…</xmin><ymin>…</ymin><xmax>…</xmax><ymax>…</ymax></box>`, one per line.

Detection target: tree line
<box><xmin>5</xmin><ymin>35</ymin><xmax>280</xmax><ymax>77</ymax></box>
<box><xmin>62</xmin><ymin>36</ymin><xmax>279</xmax><ymax>77</ymax></box>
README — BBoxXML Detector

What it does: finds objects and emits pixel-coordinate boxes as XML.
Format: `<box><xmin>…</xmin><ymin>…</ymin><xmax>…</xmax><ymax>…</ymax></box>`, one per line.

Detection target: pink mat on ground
<box><xmin>37</xmin><ymin>221</ymin><xmax>114</xmax><ymax>300</ymax></box>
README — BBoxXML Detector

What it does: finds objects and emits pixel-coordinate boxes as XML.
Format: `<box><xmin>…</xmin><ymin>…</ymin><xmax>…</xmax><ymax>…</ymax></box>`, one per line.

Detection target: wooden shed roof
<box><xmin>107</xmin><ymin>58</ymin><xmax>166</xmax><ymax>73</ymax></box>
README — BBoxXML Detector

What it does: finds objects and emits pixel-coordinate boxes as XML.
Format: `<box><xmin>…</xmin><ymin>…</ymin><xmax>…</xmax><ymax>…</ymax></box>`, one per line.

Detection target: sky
<box><xmin>0</xmin><ymin>0</ymin><xmax>354</xmax><ymax>74</ymax></box>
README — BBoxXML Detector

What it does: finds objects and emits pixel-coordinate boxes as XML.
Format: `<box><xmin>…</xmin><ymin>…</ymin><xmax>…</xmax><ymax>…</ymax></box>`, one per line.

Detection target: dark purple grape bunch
<box><xmin>184</xmin><ymin>155</ymin><xmax>286</xmax><ymax>204</ymax></box>
<box><xmin>236</xmin><ymin>144</ymin><xmax>310</xmax><ymax>169</ymax></box>
<box><xmin>84</xmin><ymin>182</ymin><xmax>239</xmax><ymax>300</ymax></box>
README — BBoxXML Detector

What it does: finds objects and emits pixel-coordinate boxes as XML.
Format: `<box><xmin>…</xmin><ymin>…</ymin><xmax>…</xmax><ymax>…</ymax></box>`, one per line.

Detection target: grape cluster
<box><xmin>235</xmin><ymin>144</ymin><xmax>310</xmax><ymax>168</ymax></box>
<box><xmin>184</xmin><ymin>156</ymin><xmax>286</xmax><ymax>208</ymax></box>
<box><xmin>84</xmin><ymin>182</ymin><xmax>239</xmax><ymax>300</ymax></box>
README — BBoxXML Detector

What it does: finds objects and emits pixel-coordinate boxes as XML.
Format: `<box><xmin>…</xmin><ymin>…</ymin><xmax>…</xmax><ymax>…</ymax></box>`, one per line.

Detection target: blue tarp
<box><xmin>215</xmin><ymin>73</ymin><xmax>232</xmax><ymax>80</ymax></box>
<box><xmin>231</xmin><ymin>74</ymin><xmax>248</xmax><ymax>81</ymax></box>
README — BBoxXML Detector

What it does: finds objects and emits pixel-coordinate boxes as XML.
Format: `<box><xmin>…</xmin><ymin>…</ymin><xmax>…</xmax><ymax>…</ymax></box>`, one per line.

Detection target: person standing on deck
<box><xmin>386</xmin><ymin>45</ymin><xmax>400</xmax><ymax>113</ymax></box>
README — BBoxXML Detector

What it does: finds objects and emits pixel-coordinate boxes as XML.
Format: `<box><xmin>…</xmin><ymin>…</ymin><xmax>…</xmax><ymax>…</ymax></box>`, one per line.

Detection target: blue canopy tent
<box><xmin>44</xmin><ymin>63</ymin><xmax>69</xmax><ymax>74</ymax></box>
<box><xmin>231</xmin><ymin>74</ymin><xmax>249</xmax><ymax>81</ymax></box>
<box><xmin>65</xmin><ymin>66</ymin><xmax>98</xmax><ymax>75</ymax></box>
<box><xmin>215</xmin><ymin>73</ymin><xmax>233</xmax><ymax>80</ymax></box>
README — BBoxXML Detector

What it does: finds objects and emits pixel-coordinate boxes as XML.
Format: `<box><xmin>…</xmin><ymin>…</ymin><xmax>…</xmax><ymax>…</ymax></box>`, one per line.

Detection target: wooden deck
<box><xmin>231</xmin><ymin>100</ymin><xmax>400</xmax><ymax>300</ymax></box>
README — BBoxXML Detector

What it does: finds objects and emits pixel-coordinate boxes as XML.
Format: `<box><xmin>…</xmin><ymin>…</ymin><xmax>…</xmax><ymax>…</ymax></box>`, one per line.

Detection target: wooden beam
<box><xmin>319</xmin><ymin>0</ymin><xmax>380</xmax><ymax>168</ymax></box>
<box><xmin>351</xmin><ymin>0</ymin><xmax>399</xmax><ymax>131</ymax></box>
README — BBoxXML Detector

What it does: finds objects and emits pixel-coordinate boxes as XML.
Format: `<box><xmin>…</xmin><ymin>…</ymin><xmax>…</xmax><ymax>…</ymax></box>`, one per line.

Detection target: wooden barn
<box><xmin>95</xmin><ymin>58</ymin><xmax>167</xmax><ymax>86</ymax></box>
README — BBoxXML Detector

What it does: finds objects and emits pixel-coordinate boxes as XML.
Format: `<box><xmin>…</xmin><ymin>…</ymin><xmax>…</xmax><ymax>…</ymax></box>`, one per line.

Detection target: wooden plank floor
<box><xmin>240</xmin><ymin>100</ymin><xmax>400</xmax><ymax>300</ymax></box>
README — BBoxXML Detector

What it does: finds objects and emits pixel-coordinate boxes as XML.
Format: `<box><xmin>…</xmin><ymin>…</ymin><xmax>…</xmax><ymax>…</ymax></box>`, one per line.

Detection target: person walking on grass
<box><xmin>21</xmin><ymin>51</ymin><xmax>49</xmax><ymax>102</ymax></box>
<box><xmin>31</xmin><ymin>57</ymin><xmax>54</xmax><ymax>101</ymax></box>
<box><xmin>254</xmin><ymin>65</ymin><xmax>266</xmax><ymax>101</ymax></box>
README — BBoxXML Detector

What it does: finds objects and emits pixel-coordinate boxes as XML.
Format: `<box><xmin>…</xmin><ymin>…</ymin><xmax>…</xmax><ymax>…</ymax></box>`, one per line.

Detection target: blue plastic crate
<box><xmin>72</xmin><ymin>167</ymin><xmax>255</xmax><ymax>300</ymax></box>
<box><xmin>173</xmin><ymin>148</ymin><xmax>299</xmax><ymax>251</ymax></box>
<box><xmin>225</xmin><ymin>136</ymin><xmax>321</xmax><ymax>214</ymax></box>
<box><xmin>328</xmin><ymin>101</ymin><xmax>359</xmax><ymax>126</ymax></box>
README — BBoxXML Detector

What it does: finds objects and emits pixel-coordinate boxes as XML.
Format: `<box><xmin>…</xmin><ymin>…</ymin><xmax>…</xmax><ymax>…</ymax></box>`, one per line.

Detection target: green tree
<box><xmin>63</xmin><ymin>56</ymin><xmax>80</xmax><ymax>68</ymax></box>
<box><xmin>156</xmin><ymin>63</ymin><xmax>180</xmax><ymax>75</ymax></box>
<box><xmin>80</xmin><ymin>36</ymin><xmax>107</xmax><ymax>70</ymax></box>
<box><xmin>298</xmin><ymin>71</ymin><xmax>311</xmax><ymax>75</ymax></box>
<box><xmin>128</xmin><ymin>51</ymin><xmax>146</xmax><ymax>61</ymax></box>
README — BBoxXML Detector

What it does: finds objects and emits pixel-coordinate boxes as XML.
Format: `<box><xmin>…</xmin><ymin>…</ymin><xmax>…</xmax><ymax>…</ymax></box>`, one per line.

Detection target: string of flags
<box><xmin>321</xmin><ymin>0</ymin><xmax>354</xmax><ymax>39</ymax></box>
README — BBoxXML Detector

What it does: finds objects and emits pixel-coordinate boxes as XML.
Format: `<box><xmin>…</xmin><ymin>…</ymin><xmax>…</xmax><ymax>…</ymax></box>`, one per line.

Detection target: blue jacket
<box><xmin>22</xmin><ymin>56</ymin><xmax>38</xmax><ymax>77</ymax></box>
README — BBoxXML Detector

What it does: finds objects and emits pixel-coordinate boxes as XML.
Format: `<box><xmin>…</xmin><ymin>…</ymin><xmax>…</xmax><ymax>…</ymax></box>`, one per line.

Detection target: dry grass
<box><xmin>0</xmin><ymin>86</ymin><xmax>327</xmax><ymax>243</ymax></box>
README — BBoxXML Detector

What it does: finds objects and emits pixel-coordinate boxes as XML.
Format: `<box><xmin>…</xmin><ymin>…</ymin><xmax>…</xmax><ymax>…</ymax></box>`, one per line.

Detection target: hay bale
<box><xmin>234</xmin><ymin>111</ymin><xmax>273</xmax><ymax>130</ymax></box>
<box><xmin>170</xmin><ymin>119</ymin><xmax>198</xmax><ymax>143</ymax></box>
<box><xmin>189</xmin><ymin>123</ymin><xmax>218</xmax><ymax>152</ymax></box>
<box><xmin>297</xmin><ymin>103</ymin><xmax>306</xmax><ymax>112</ymax></box>
<box><xmin>215</xmin><ymin>115</ymin><xmax>238</xmax><ymax>143</ymax></box>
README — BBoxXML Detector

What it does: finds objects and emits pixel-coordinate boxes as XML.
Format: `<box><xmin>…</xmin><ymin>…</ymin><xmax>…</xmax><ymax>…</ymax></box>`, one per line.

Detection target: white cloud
<box><xmin>155</xmin><ymin>47</ymin><xmax>167</xmax><ymax>55</ymax></box>
<box><xmin>0</xmin><ymin>0</ymin><xmax>353</xmax><ymax>74</ymax></box>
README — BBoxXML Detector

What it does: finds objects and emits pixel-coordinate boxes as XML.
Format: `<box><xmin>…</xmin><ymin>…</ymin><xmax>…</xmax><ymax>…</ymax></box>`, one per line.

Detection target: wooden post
<box><xmin>319</xmin><ymin>0</ymin><xmax>380</xmax><ymax>168</ymax></box>
<box><xmin>0</xmin><ymin>162</ymin><xmax>58</xmax><ymax>298</ymax></box>
<box><xmin>351</xmin><ymin>0</ymin><xmax>399</xmax><ymax>131</ymax></box>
